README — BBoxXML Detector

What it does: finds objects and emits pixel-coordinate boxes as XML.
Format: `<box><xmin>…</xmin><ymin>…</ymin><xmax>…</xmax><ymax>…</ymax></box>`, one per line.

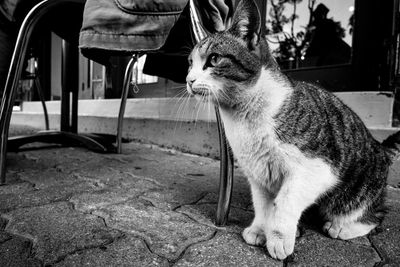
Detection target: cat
<box><xmin>186</xmin><ymin>0</ymin><xmax>400</xmax><ymax>261</ymax></box>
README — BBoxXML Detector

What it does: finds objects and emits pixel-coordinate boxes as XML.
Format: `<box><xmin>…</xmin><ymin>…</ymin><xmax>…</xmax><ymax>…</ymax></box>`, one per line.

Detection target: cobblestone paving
<box><xmin>0</xmin><ymin>142</ymin><xmax>399</xmax><ymax>266</ymax></box>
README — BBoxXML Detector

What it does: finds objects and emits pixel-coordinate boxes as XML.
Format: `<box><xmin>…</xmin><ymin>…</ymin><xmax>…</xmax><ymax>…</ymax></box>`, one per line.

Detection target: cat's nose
<box><xmin>186</xmin><ymin>77</ymin><xmax>196</xmax><ymax>87</ymax></box>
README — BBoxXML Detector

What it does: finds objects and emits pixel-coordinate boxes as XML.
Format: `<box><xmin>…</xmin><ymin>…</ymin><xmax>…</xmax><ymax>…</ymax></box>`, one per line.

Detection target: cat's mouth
<box><xmin>191</xmin><ymin>87</ymin><xmax>210</xmax><ymax>97</ymax></box>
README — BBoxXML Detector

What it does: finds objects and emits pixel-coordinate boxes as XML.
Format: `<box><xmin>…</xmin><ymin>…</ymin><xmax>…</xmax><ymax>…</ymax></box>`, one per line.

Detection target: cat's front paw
<box><xmin>242</xmin><ymin>225</ymin><xmax>266</xmax><ymax>246</ymax></box>
<box><xmin>266</xmin><ymin>230</ymin><xmax>295</xmax><ymax>260</ymax></box>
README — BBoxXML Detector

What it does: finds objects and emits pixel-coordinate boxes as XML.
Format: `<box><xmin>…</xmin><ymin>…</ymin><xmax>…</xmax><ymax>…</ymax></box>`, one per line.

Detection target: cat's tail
<box><xmin>382</xmin><ymin>131</ymin><xmax>400</xmax><ymax>161</ymax></box>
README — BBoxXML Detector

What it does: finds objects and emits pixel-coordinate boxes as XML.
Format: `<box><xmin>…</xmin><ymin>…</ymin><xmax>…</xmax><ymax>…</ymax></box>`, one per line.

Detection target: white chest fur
<box><xmin>218</xmin><ymin>68</ymin><xmax>293</xmax><ymax>188</ymax></box>
<box><xmin>220</xmin><ymin>107</ymin><xmax>338</xmax><ymax>202</ymax></box>
<box><xmin>218</xmin><ymin>68</ymin><xmax>338</xmax><ymax>198</ymax></box>
<box><xmin>219</xmin><ymin>109</ymin><xmax>284</xmax><ymax>187</ymax></box>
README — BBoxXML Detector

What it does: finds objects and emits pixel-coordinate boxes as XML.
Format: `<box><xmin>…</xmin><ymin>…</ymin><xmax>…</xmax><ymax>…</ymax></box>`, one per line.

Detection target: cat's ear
<box><xmin>228</xmin><ymin>0</ymin><xmax>261</xmax><ymax>50</ymax></box>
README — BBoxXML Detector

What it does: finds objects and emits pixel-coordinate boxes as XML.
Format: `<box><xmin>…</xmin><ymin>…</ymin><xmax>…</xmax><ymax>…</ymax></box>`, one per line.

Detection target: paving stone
<box><xmin>1</xmin><ymin>153</ymin><xmax>103</xmax><ymax>214</ymax></box>
<box><xmin>347</xmin><ymin>236</ymin><xmax>372</xmax><ymax>247</ymax></box>
<box><xmin>140</xmin><ymin>185</ymin><xmax>208</xmax><ymax>211</ymax></box>
<box><xmin>0</xmin><ymin>180</ymin><xmax>94</xmax><ymax>213</ymax></box>
<box><xmin>368</xmin><ymin>188</ymin><xmax>400</xmax><ymax>266</ymax></box>
<box><xmin>0</xmin><ymin>217</ymin><xmax>8</xmax><ymax>230</ymax></box>
<box><xmin>0</xmin><ymin>234</ymin><xmax>41</xmax><ymax>266</ymax></box>
<box><xmin>0</xmin><ymin>181</ymin><xmax>33</xmax><ymax>195</ymax></box>
<box><xmin>54</xmin><ymin>235</ymin><xmax>169</xmax><ymax>267</ymax></box>
<box><xmin>388</xmin><ymin>160</ymin><xmax>400</xmax><ymax>188</ymax></box>
<box><xmin>93</xmin><ymin>198</ymin><xmax>216</xmax><ymax>260</ymax></box>
<box><xmin>18</xmin><ymin>168</ymin><xmax>85</xmax><ymax>189</ymax></box>
<box><xmin>387</xmin><ymin>187</ymin><xmax>400</xmax><ymax>203</ymax></box>
<box><xmin>197</xmin><ymin>188</ymin><xmax>252</xmax><ymax>210</ymax></box>
<box><xmin>22</xmin><ymin>148</ymin><xmax>104</xmax><ymax>171</ymax></box>
<box><xmin>288</xmin><ymin>231</ymin><xmax>381</xmax><ymax>267</ymax></box>
<box><xmin>370</xmin><ymin>228</ymin><xmax>400</xmax><ymax>267</ymax></box>
<box><xmin>174</xmin><ymin>232</ymin><xmax>282</xmax><ymax>267</ymax></box>
<box><xmin>72</xmin><ymin>167</ymin><xmax>143</xmax><ymax>187</ymax></box>
<box><xmin>9</xmin><ymin>147</ymin><xmax>90</xmax><ymax>176</ymax></box>
<box><xmin>113</xmin><ymin>143</ymin><xmax>222</xmax><ymax>190</ymax></box>
<box><xmin>70</xmin><ymin>177</ymin><xmax>163</xmax><ymax>213</ymax></box>
<box><xmin>71</xmin><ymin>190</ymin><xmax>138</xmax><ymax>213</ymax></box>
<box><xmin>6</xmin><ymin>152</ymin><xmax>50</xmax><ymax>175</ymax></box>
<box><xmin>177</xmin><ymin>203</ymin><xmax>253</xmax><ymax>232</ymax></box>
<box><xmin>0</xmin><ymin>231</ymin><xmax>12</xmax><ymax>243</ymax></box>
<box><xmin>383</xmin><ymin>263</ymin><xmax>400</xmax><ymax>267</ymax></box>
<box><xmin>4</xmin><ymin>202</ymin><xmax>123</xmax><ymax>265</ymax></box>
<box><xmin>1</xmin><ymin>171</ymin><xmax>21</xmax><ymax>184</ymax></box>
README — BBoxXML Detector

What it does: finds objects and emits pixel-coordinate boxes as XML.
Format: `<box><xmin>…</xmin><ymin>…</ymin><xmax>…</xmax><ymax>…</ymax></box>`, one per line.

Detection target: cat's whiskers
<box><xmin>209</xmin><ymin>87</ymin><xmax>222</xmax><ymax>111</ymax></box>
<box><xmin>214</xmin><ymin>87</ymin><xmax>230</xmax><ymax>105</ymax></box>
<box><xmin>171</xmin><ymin>87</ymin><xmax>189</xmax><ymax>117</ymax></box>
<box><xmin>168</xmin><ymin>85</ymin><xmax>188</xmax><ymax>92</ymax></box>
<box><xmin>180</xmin><ymin>93</ymin><xmax>193</xmax><ymax>130</ymax></box>
<box><xmin>207</xmin><ymin>90</ymin><xmax>212</xmax><ymax>130</ymax></box>
<box><xmin>171</xmin><ymin>89</ymin><xmax>187</xmax><ymax>133</ymax></box>
<box><xmin>207</xmin><ymin>88</ymin><xmax>224</xmax><ymax>130</ymax></box>
<box><xmin>171</xmin><ymin>87</ymin><xmax>191</xmax><ymax>136</ymax></box>
<box><xmin>176</xmin><ymin>98</ymin><xmax>190</xmax><ymax>135</ymax></box>
<box><xmin>194</xmin><ymin>91</ymin><xmax>207</xmax><ymax>128</ymax></box>
<box><xmin>192</xmin><ymin>93</ymin><xmax>203</xmax><ymax>122</ymax></box>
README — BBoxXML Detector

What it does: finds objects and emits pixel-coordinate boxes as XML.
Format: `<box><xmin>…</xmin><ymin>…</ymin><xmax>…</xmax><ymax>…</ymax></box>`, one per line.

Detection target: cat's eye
<box><xmin>205</xmin><ymin>53</ymin><xmax>221</xmax><ymax>68</ymax></box>
<box><xmin>209</xmin><ymin>54</ymin><xmax>220</xmax><ymax>66</ymax></box>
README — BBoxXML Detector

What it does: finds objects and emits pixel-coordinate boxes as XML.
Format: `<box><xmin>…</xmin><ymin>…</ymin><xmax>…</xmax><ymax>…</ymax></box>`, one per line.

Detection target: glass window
<box><xmin>266</xmin><ymin>0</ymin><xmax>355</xmax><ymax>69</ymax></box>
<box><xmin>133</xmin><ymin>55</ymin><xmax>158</xmax><ymax>85</ymax></box>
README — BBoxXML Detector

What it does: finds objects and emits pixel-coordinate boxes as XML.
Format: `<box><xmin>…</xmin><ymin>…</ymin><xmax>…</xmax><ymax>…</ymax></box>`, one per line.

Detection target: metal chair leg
<box><xmin>116</xmin><ymin>56</ymin><xmax>136</xmax><ymax>154</ymax></box>
<box><xmin>34</xmin><ymin>77</ymin><xmax>50</xmax><ymax>130</ymax></box>
<box><xmin>215</xmin><ymin>106</ymin><xmax>234</xmax><ymax>226</ymax></box>
<box><xmin>0</xmin><ymin>0</ymin><xmax>84</xmax><ymax>184</ymax></box>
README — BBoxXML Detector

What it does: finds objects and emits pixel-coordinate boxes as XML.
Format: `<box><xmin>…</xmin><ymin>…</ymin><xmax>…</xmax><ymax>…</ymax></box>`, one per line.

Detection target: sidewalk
<box><xmin>1</xmin><ymin>128</ymin><xmax>399</xmax><ymax>266</ymax></box>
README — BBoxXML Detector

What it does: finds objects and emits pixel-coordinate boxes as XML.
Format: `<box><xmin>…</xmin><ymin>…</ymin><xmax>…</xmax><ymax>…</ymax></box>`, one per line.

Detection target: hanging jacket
<box><xmin>79</xmin><ymin>0</ymin><xmax>189</xmax><ymax>65</ymax></box>
<box><xmin>79</xmin><ymin>0</ymin><xmax>235</xmax><ymax>82</ymax></box>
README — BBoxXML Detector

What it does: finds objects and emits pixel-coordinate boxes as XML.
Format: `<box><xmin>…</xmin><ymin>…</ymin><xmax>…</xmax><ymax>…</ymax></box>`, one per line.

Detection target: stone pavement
<box><xmin>0</xmin><ymin>139</ymin><xmax>400</xmax><ymax>266</ymax></box>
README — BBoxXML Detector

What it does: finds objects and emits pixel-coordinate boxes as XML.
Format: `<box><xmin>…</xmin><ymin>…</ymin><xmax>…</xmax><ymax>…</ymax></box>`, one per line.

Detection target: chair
<box><xmin>0</xmin><ymin>0</ymin><xmax>234</xmax><ymax>226</ymax></box>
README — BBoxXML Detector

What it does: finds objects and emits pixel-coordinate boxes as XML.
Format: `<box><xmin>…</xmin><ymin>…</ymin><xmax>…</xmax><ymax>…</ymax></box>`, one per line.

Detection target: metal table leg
<box><xmin>34</xmin><ymin>76</ymin><xmax>50</xmax><ymax>130</ymax></box>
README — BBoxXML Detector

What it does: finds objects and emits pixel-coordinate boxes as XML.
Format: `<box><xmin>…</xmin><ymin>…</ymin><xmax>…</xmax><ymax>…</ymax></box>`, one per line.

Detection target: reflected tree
<box><xmin>266</xmin><ymin>0</ymin><xmax>349</xmax><ymax>69</ymax></box>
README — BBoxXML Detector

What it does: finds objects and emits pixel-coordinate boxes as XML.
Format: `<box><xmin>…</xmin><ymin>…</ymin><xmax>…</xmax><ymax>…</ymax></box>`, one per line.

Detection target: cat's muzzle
<box><xmin>194</xmin><ymin>88</ymin><xmax>210</xmax><ymax>97</ymax></box>
<box><xmin>190</xmin><ymin>86</ymin><xmax>210</xmax><ymax>97</ymax></box>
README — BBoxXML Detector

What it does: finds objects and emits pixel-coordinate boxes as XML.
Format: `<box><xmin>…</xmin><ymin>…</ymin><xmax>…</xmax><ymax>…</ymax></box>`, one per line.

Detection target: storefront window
<box><xmin>266</xmin><ymin>0</ymin><xmax>355</xmax><ymax>69</ymax></box>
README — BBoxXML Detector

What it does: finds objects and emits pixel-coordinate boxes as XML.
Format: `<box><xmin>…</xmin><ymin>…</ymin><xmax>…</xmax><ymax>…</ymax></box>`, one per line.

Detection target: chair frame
<box><xmin>0</xmin><ymin>0</ymin><xmax>235</xmax><ymax>226</ymax></box>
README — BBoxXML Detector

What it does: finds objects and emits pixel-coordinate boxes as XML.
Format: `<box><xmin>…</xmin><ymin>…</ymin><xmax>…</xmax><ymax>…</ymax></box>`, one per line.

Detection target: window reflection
<box><xmin>266</xmin><ymin>0</ymin><xmax>355</xmax><ymax>69</ymax></box>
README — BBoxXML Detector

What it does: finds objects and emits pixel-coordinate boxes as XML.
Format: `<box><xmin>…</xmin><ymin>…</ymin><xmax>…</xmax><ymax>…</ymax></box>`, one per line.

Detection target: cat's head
<box><xmin>186</xmin><ymin>0</ymin><xmax>277</xmax><ymax>108</ymax></box>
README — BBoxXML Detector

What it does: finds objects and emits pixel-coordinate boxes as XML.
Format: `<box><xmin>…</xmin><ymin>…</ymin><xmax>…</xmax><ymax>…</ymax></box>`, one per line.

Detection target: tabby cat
<box><xmin>186</xmin><ymin>0</ymin><xmax>400</xmax><ymax>260</ymax></box>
